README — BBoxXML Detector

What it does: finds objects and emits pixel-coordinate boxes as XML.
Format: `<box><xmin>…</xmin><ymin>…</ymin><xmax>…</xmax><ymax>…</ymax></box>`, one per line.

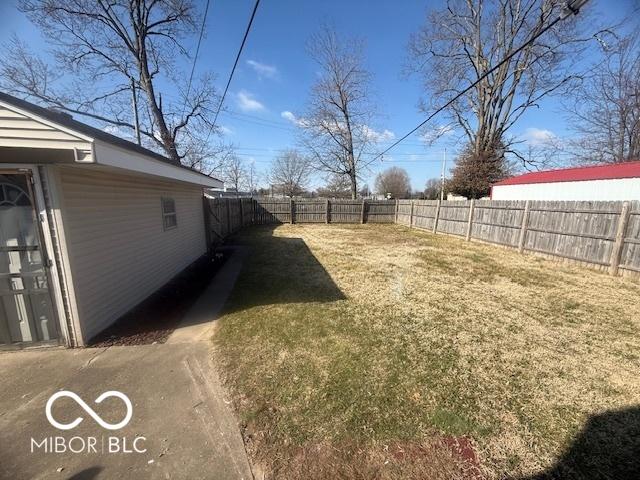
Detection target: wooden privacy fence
<box><xmin>204</xmin><ymin>197</ymin><xmax>640</xmax><ymax>276</ymax></box>
<box><xmin>397</xmin><ymin>199</ymin><xmax>640</xmax><ymax>276</ymax></box>
<box><xmin>206</xmin><ymin>197</ymin><xmax>397</xmax><ymax>227</ymax></box>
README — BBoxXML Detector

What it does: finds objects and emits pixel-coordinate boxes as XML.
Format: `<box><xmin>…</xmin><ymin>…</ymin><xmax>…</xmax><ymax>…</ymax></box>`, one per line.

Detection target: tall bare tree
<box><xmin>424</xmin><ymin>178</ymin><xmax>443</xmax><ymax>200</ymax></box>
<box><xmin>407</xmin><ymin>0</ymin><xmax>591</xmax><ymax>166</ymax></box>
<box><xmin>1</xmin><ymin>0</ymin><xmax>226</xmax><ymax>171</ymax></box>
<box><xmin>565</xmin><ymin>30</ymin><xmax>640</xmax><ymax>163</ymax></box>
<box><xmin>223</xmin><ymin>155</ymin><xmax>248</xmax><ymax>195</ymax></box>
<box><xmin>374</xmin><ymin>167</ymin><xmax>411</xmax><ymax>199</ymax></box>
<box><xmin>246</xmin><ymin>160</ymin><xmax>259</xmax><ymax>195</ymax></box>
<box><xmin>300</xmin><ymin>26</ymin><xmax>379</xmax><ymax>199</ymax></box>
<box><xmin>268</xmin><ymin>149</ymin><xmax>312</xmax><ymax>197</ymax></box>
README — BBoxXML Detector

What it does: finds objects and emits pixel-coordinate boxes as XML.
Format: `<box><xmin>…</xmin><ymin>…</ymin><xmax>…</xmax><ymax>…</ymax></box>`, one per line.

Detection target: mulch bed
<box><xmin>88</xmin><ymin>250</ymin><xmax>229</xmax><ymax>347</ymax></box>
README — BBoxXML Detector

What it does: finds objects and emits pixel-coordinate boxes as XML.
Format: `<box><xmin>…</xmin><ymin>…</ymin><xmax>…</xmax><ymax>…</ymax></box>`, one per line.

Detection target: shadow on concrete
<box><xmin>222</xmin><ymin>224</ymin><xmax>346</xmax><ymax>314</ymax></box>
<box><xmin>67</xmin><ymin>467</ymin><xmax>103</xmax><ymax>480</ymax></box>
<box><xmin>515</xmin><ymin>406</ymin><xmax>640</xmax><ymax>480</ymax></box>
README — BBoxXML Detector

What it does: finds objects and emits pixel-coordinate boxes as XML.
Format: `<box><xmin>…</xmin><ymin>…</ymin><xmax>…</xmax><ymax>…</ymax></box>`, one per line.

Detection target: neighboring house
<box><xmin>491</xmin><ymin>161</ymin><xmax>640</xmax><ymax>201</ymax></box>
<box><xmin>0</xmin><ymin>92</ymin><xmax>222</xmax><ymax>348</ymax></box>
<box><xmin>206</xmin><ymin>187</ymin><xmax>253</xmax><ymax>198</ymax></box>
<box><xmin>447</xmin><ymin>193</ymin><xmax>468</xmax><ymax>201</ymax></box>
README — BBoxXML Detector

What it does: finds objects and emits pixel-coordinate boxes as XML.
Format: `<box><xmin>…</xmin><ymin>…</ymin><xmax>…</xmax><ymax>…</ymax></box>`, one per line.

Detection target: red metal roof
<box><xmin>493</xmin><ymin>161</ymin><xmax>640</xmax><ymax>186</ymax></box>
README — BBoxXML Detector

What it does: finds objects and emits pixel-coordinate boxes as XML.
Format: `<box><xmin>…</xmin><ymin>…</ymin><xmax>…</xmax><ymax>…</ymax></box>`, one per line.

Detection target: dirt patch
<box><xmin>89</xmin><ymin>250</ymin><xmax>228</xmax><ymax>346</ymax></box>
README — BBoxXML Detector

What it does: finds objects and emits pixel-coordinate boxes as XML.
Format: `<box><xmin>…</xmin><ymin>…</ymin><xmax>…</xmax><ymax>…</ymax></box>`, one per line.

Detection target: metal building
<box><xmin>491</xmin><ymin>161</ymin><xmax>640</xmax><ymax>201</ymax></box>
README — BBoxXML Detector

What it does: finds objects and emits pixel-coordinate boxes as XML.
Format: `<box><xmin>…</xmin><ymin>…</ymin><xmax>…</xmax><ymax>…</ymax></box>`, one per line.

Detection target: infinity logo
<box><xmin>45</xmin><ymin>391</ymin><xmax>133</xmax><ymax>431</ymax></box>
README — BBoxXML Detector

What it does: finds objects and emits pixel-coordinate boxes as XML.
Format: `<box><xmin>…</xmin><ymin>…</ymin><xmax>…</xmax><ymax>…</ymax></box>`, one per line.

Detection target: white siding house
<box><xmin>491</xmin><ymin>162</ymin><xmax>640</xmax><ymax>201</ymax></box>
<box><xmin>0</xmin><ymin>92</ymin><xmax>222</xmax><ymax>347</ymax></box>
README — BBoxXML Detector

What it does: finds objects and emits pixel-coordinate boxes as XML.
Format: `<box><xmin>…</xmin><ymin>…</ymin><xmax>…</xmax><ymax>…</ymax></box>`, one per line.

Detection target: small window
<box><xmin>161</xmin><ymin>197</ymin><xmax>177</xmax><ymax>230</ymax></box>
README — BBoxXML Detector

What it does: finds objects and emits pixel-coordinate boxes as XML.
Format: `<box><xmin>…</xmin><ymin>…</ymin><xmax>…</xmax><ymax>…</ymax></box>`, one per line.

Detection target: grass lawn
<box><xmin>213</xmin><ymin>224</ymin><xmax>640</xmax><ymax>479</ymax></box>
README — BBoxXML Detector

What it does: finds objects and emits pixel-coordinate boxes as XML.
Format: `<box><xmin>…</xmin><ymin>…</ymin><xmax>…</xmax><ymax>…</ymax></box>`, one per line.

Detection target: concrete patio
<box><xmin>0</xmin><ymin>342</ymin><xmax>253</xmax><ymax>480</ymax></box>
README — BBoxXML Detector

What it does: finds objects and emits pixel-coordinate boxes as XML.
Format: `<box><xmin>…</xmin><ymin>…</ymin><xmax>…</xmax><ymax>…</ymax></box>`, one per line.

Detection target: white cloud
<box><xmin>281</xmin><ymin>113</ymin><xmax>394</xmax><ymax>143</ymax></box>
<box><xmin>281</xmin><ymin>110</ymin><xmax>308</xmax><ymax>127</ymax></box>
<box><xmin>281</xmin><ymin>110</ymin><xmax>297</xmax><ymax>123</ymax></box>
<box><xmin>521</xmin><ymin>127</ymin><xmax>556</xmax><ymax>146</ymax></box>
<box><xmin>363</xmin><ymin>126</ymin><xmax>395</xmax><ymax>143</ymax></box>
<box><xmin>420</xmin><ymin>125</ymin><xmax>454</xmax><ymax>144</ymax></box>
<box><xmin>218</xmin><ymin>125</ymin><xmax>233</xmax><ymax>136</ymax></box>
<box><xmin>236</xmin><ymin>90</ymin><xmax>265</xmax><ymax>112</ymax></box>
<box><xmin>246</xmin><ymin>60</ymin><xmax>278</xmax><ymax>79</ymax></box>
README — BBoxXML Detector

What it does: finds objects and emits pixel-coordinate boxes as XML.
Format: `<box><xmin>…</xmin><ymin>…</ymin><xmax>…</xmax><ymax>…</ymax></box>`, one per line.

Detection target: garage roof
<box><xmin>494</xmin><ymin>161</ymin><xmax>640</xmax><ymax>186</ymax></box>
<box><xmin>0</xmin><ymin>91</ymin><xmax>222</xmax><ymax>187</ymax></box>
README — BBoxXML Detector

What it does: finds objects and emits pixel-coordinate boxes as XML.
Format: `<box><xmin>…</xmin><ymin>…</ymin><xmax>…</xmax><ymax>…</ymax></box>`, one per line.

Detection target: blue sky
<box><xmin>0</xmin><ymin>0</ymin><xmax>636</xmax><ymax>191</ymax></box>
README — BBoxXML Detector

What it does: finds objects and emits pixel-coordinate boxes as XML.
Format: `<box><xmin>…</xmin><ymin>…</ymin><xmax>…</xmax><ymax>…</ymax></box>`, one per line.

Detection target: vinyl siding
<box><xmin>0</xmin><ymin>106</ymin><xmax>92</xmax><ymax>152</ymax></box>
<box><xmin>57</xmin><ymin>166</ymin><xmax>206</xmax><ymax>342</ymax></box>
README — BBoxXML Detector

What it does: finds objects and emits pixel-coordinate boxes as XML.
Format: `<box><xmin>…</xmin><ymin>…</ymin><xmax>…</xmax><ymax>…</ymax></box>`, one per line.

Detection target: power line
<box><xmin>181</xmin><ymin>0</ymin><xmax>211</xmax><ymax>119</ymax></box>
<box><xmin>206</xmin><ymin>0</ymin><xmax>261</xmax><ymax>142</ymax></box>
<box><xmin>225</xmin><ymin>109</ymin><xmax>293</xmax><ymax>126</ymax></box>
<box><xmin>224</xmin><ymin>112</ymin><xmax>295</xmax><ymax>132</ymax></box>
<box><xmin>372</xmin><ymin>0</ymin><xmax>590</xmax><ymax>162</ymax></box>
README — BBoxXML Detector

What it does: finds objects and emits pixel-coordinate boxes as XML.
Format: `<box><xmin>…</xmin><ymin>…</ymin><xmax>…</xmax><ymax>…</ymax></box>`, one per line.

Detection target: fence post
<box><xmin>395</xmin><ymin>199</ymin><xmax>399</xmax><ymax>224</ymax></box>
<box><xmin>432</xmin><ymin>200</ymin><xmax>441</xmax><ymax>233</ymax></box>
<box><xmin>239</xmin><ymin>198</ymin><xmax>244</xmax><ymax>227</ymax></box>
<box><xmin>609</xmin><ymin>201</ymin><xmax>631</xmax><ymax>276</ymax></box>
<box><xmin>225</xmin><ymin>198</ymin><xmax>231</xmax><ymax>236</ymax></box>
<box><xmin>518</xmin><ymin>200</ymin><xmax>531</xmax><ymax>253</ymax></box>
<box><xmin>361</xmin><ymin>199</ymin><xmax>366</xmax><ymax>224</ymax></box>
<box><xmin>326</xmin><ymin>199</ymin><xmax>330</xmax><ymax>224</ymax></box>
<box><xmin>251</xmin><ymin>198</ymin><xmax>256</xmax><ymax>224</ymax></box>
<box><xmin>409</xmin><ymin>200</ymin><xmax>414</xmax><ymax>228</ymax></box>
<box><xmin>290</xmin><ymin>198</ymin><xmax>294</xmax><ymax>224</ymax></box>
<box><xmin>465</xmin><ymin>199</ymin><xmax>475</xmax><ymax>241</ymax></box>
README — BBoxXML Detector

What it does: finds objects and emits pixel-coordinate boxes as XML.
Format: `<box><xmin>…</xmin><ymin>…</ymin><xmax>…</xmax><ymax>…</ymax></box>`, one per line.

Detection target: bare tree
<box><xmin>223</xmin><ymin>155</ymin><xmax>248</xmax><ymax>195</ymax></box>
<box><xmin>565</xmin><ymin>30</ymin><xmax>640</xmax><ymax>163</ymax></box>
<box><xmin>374</xmin><ymin>167</ymin><xmax>411</xmax><ymax>199</ymax></box>
<box><xmin>300</xmin><ymin>26</ymin><xmax>379</xmax><ymax>199</ymax></box>
<box><xmin>246</xmin><ymin>160</ymin><xmax>260</xmax><ymax>195</ymax></box>
<box><xmin>407</xmin><ymin>0</ymin><xmax>592</xmax><ymax>167</ymax></box>
<box><xmin>424</xmin><ymin>178</ymin><xmax>442</xmax><ymax>200</ymax></box>
<box><xmin>1</xmin><ymin>0</ymin><xmax>225</xmax><ymax>170</ymax></box>
<box><xmin>268</xmin><ymin>149</ymin><xmax>311</xmax><ymax>197</ymax></box>
<box><xmin>316</xmin><ymin>174</ymin><xmax>352</xmax><ymax>198</ymax></box>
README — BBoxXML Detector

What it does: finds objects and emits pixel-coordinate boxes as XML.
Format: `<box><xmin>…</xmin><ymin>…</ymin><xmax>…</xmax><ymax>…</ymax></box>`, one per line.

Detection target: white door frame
<box><xmin>0</xmin><ymin>164</ymin><xmax>72</xmax><ymax>347</ymax></box>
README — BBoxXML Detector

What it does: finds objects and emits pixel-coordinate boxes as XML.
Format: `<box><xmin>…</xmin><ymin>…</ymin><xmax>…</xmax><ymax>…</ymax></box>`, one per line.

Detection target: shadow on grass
<box><xmin>223</xmin><ymin>224</ymin><xmax>346</xmax><ymax>314</ymax></box>
<box><xmin>516</xmin><ymin>406</ymin><xmax>640</xmax><ymax>480</ymax></box>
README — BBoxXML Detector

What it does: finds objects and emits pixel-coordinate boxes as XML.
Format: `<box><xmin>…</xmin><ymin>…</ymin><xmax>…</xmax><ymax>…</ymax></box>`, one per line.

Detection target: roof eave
<box><xmin>93</xmin><ymin>140</ymin><xmax>223</xmax><ymax>188</ymax></box>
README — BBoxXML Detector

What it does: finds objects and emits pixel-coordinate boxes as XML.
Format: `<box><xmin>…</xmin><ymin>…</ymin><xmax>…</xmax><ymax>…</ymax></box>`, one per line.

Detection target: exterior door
<box><xmin>0</xmin><ymin>172</ymin><xmax>58</xmax><ymax>345</ymax></box>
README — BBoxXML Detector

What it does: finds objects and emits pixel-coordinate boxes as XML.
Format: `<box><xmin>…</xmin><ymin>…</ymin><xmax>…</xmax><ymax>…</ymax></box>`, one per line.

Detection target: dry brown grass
<box><xmin>213</xmin><ymin>224</ymin><xmax>640</xmax><ymax>479</ymax></box>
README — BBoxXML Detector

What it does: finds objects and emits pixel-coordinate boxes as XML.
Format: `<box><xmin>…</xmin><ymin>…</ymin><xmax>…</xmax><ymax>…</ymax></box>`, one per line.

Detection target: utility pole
<box><xmin>440</xmin><ymin>147</ymin><xmax>447</xmax><ymax>202</ymax></box>
<box><xmin>130</xmin><ymin>77</ymin><xmax>141</xmax><ymax>146</ymax></box>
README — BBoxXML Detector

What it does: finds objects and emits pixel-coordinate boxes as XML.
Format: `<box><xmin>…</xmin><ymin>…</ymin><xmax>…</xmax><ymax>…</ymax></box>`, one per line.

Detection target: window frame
<box><xmin>161</xmin><ymin>196</ymin><xmax>178</xmax><ymax>231</ymax></box>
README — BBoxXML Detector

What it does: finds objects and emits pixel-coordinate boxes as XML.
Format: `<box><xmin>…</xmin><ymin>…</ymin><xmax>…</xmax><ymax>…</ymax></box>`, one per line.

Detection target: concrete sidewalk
<box><xmin>0</xmin><ymin>247</ymin><xmax>252</xmax><ymax>480</ymax></box>
<box><xmin>168</xmin><ymin>246</ymin><xmax>247</xmax><ymax>344</ymax></box>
